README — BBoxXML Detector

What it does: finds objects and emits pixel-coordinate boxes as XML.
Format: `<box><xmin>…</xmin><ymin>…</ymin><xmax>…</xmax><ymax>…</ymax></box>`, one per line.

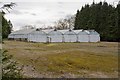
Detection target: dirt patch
<box><xmin>22</xmin><ymin>65</ymin><xmax>44</xmax><ymax>78</ymax></box>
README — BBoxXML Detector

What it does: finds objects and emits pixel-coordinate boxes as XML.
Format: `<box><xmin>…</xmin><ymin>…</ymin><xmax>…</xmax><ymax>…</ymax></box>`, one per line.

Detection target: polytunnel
<box><xmin>63</xmin><ymin>29</ymin><xmax>77</xmax><ymax>42</ymax></box>
<box><xmin>86</xmin><ymin>30</ymin><xmax>100</xmax><ymax>42</ymax></box>
<box><xmin>28</xmin><ymin>29</ymin><xmax>47</xmax><ymax>42</ymax></box>
<box><xmin>48</xmin><ymin>29</ymin><xmax>63</xmax><ymax>42</ymax></box>
<box><xmin>8</xmin><ymin>29</ymin><xmax>35</xmax><ymax>41</ymax></box>
<box><xmin>75</xmin><ymin>30</ymin><xmax>89</xmax><ymax>42</ymax></box>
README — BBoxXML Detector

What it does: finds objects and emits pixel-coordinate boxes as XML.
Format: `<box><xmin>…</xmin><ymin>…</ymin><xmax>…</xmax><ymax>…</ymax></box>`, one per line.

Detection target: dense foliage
<box><xmin>74</xmin><ymin>2</ymin><xmax>119</xmax><ymax>42</ymax></box>
<box><xmin>0</xmin><ymin>2</ymin><xmax>14</xmax><ymax>39</ymax></box>
<box><xmin>1</xmin><ymin>50</ymin><xmax>22</xmax><ymax>79</ymax></box>
<box><xmin>1</xmin><ymin>13</ymin><xmax>13</xmax><ymax>39</ymax></box>
<box><xmin>0</xmin><ymin>13</ymin><xmax>2</xmax><ymax>42</ymax></box>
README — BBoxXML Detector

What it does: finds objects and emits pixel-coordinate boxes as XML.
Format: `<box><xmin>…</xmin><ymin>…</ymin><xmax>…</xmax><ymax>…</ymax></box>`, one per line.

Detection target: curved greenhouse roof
<box><xmin>10</xmin><ymin>28</ymin><xmax>36</xmax><ymax>35</ymax></box>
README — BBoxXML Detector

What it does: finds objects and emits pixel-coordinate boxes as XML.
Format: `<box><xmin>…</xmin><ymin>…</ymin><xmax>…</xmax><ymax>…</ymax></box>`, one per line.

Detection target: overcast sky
<box><xmin>1</xmin><ymin>0</ymin><xmax>119</xmax><ymax>31</ymax></box>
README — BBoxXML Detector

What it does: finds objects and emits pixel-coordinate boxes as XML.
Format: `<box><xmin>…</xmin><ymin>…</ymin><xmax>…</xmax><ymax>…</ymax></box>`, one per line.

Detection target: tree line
<box><xmin>74</xmin><ymin>1</ymin><xmax>119</xmax><ymax>42</ymax></box>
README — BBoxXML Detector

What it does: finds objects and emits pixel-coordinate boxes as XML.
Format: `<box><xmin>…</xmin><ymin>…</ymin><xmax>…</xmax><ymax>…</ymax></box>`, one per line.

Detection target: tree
<box><xmin>74</xmin><ymin>1</ymin><xmax>119</xmax><ymax>42</ymax></box>
<box><xmin>20</xmin><ymin>25</ymin><xmax>36</xmax><ymax>30</ymax></box>
<box><xmin>1</xmin><ymin>14</ymin><xmax>12</xmax><ymax>38</ymax></box>
<box><xmin>54</xmin><ymin>15</ymin><xmax>75</xmax><ymax>30</ymax></box>
<box><xmin>65</xmin><ymin>15</ymin><xmax>75</xmax><ymax>29</ymax></box>
<box><xmin>116</xmin><ymin>1</ymin><xmax>120</xmax><ymax>41</ymax></box>
<box><xmin>74</xmin><ymin>10</ymin><xmax>80</xmax><ymax>30</ymax></box>
<box><xmin>0</xmin><ymin>2</ymin><xmax>23</xmax><ymax>79</ymax></box>
<box><xmin>0</xmin><ymin>12</ymin><xmax>2</xmax><ymax>42</ymax></box>
<box><xmin>54</xmin><ymin>19</ymin><xmax>67</xmax><ymax>30</ymax></box>
<box><xmin>0</xmin><ymin>2</ymin><xmax>16</xmax><ymax>38</ymax></box>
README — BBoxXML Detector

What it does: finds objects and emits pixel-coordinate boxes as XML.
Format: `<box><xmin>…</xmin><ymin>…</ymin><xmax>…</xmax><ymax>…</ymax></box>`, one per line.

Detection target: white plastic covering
<box><xmin>8</xmin><ymin>28</ymin><xmax>35</xmax><ymax>39</ymax></box>
<box><xmin>77</xmin><ymin>30</ymin><xmax>89</xmax><ymax>42</ymax></box>
<box><xmin>89</xmin><ymin>35</ymin><xmax>100</xmax><ymax>42</ymax></box>
<box><xmin>74</xmin><ymin>30</ymin><xmax>89</xmax><ymax>42</ymax></box>
<box><xmin>90</xmin><ymin>31</ymin><xmax>100</xmax><ymax>42</ymax></box>
<box><xmin>63</xmin><ymin>30</ymin><xmax>77</xmax><ymax>42</ymax></box>
<box><xmin>28</xmin><ymin>30</ymin><xmax>47</xmax><ymax>42</ymax></box>
<box><xmin>85</xmin><ymin>30</ymin><xmax>100</xmax><ymax>42</ymax></box>
<box><xmin>48</xmin><ymin>30</ymin><xmax>63</xmax><ymax>42</ymax></box>
<box><xmin>8</xmin><ymin>29</ymin><xmax>100</xmax><ymax>42</ymax></box>
<box><xmin>8</xmin><ymin>34</ymin><xmax>14</xmax><ymax>38</ymax></box>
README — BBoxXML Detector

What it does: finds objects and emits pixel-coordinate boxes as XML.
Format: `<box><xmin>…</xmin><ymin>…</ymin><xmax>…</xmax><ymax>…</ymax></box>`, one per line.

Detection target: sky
<box><xmin>1</xmin><ymin>0</ymin><xmax>119</xmax><ymax>31</ymax></box>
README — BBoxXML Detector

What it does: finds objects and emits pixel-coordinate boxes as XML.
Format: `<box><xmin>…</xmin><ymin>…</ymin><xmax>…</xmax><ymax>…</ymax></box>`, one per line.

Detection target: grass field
<box><xmin>3</xmin><ymin>40</ymin><xmax>118</xmax><ymax>78</ymax></box>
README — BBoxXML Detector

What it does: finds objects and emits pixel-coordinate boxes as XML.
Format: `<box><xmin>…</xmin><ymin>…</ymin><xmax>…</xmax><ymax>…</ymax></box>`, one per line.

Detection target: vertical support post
<box><xmin>76</xmin><ymin>34</ymin><xmax>78</xmax><ymax>42</ymax></box>
<box><xmin>88</xmin><ymin>34</ymin><xmax>90</xmax><ymax>42</ymax></box>
<box><xmin>47</xmin><ymin>36</ymin><xmax>49</xmax><ymax>43</ymax></box>
<box><xmin>62</xmin><ymin>34</ymin><xmax>64</xmax><ymax>42</ymax></box>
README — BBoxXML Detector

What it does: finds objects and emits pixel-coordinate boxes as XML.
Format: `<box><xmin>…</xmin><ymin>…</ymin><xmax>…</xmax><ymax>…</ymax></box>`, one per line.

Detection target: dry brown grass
<box><xmin>2</xmin><ymin>40</ymin><xmax>118</xmax><ymax>78</ymax></box>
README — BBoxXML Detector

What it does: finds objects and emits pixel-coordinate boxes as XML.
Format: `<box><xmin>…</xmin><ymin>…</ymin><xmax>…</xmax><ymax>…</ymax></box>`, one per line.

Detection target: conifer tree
<box><xmin>74</xmin><ymin>1</ymin><xmax>119</xmax><ymax>41</ymax></box>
